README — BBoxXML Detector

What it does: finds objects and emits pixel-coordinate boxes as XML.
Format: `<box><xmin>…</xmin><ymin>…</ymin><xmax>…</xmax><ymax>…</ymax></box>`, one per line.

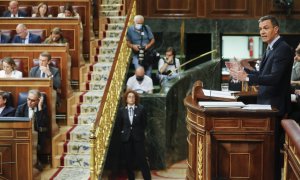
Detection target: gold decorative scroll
<box><xmin>89</xmin><ymin>0</ymin><xmax>136</xmax><ymax>179</ymax></box>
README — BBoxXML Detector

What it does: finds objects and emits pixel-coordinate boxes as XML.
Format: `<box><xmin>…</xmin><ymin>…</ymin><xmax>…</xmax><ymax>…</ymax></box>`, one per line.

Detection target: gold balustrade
<box><xmin>89</xmin><ymin>0</ymin><xmax>136</xmax><ymax>179</ymax></box>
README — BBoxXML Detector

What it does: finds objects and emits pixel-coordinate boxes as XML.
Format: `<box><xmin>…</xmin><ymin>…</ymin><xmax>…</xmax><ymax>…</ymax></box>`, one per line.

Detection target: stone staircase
<box><xmin>49</xmin><ymin>0</ymin><xmax>126</xmax><ymax>179</ymax></box>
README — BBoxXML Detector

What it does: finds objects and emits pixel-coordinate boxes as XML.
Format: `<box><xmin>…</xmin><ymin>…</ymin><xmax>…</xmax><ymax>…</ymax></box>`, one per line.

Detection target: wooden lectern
<box><xmin>0</xmin><ymin>117</ymin><xmax>32</xmax><ymax>180</ymax></box>
<box><xmin>184</xmin><ymin>81</ymin><xmax>278</xmax><ymax>179</ymax></box>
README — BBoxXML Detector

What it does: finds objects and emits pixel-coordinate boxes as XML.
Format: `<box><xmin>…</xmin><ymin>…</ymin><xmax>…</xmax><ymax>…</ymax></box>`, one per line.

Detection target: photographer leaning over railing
<box><xmin>126</xmin><ymin>15</ymin><xmax>155</xmax><ymax>77</ymax></box>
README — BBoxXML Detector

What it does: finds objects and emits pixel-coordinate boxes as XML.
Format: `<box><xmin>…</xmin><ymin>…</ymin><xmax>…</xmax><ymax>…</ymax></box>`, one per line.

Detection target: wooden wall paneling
<box><xmin>148</xmin><ymin>0</ymin><xmax>197</xmax><ymax>17</ymax></box>
<box><xmin>0</xmin><ymin>121</ymin><xmax>32</xmax><ymax>180</ymax></box>
<box><xmin>0</xmin><ymin>144</ymin><xmax>13</xmax><ymax>179</ymax></box>
<box><xmin>197</xmin><ymin>0</ymin><xmax>206</xmax><ymax>17</ymax></box>
<box><xmin>137</xmin><ymin>0</ymin><xmax>149</xmax><ymax>17</ymax></box>
<box><xmin>207</xmin><ymin>0</ymin><xmax>253</xmax><ymax>18</ymax></box>
<box><xmin>16</xmin><ymin>143</ymin><xmax>31</xmax><ymax>179</ymax></box>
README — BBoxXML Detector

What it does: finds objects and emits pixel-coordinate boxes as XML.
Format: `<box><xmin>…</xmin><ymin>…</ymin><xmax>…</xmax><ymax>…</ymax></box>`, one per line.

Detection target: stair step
<box><xmin>61</xmin><ymin>154</ymin><xmax>90</xmax><ymax>168</ymax></box>
<box><xmin>58</xmin><ymin>141</ymin><xmax>91</xmax><ymax>155</ymax></box>
<box><xmin>67</xmin><ymin>125</ymin><xmax>91</xmax><ymax>142</ymax></box>
<box><xmin>49</xmin><ymin>167</ymin><xmax>90</xmax><ymax>180</ymax></box>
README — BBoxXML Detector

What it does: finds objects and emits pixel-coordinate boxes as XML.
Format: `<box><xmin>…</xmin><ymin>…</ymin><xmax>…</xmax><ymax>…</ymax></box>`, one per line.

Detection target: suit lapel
<box><xmin>260</xmin><ymin>37</ymin><xmax>283</xmax><ymax>71</ymax></box>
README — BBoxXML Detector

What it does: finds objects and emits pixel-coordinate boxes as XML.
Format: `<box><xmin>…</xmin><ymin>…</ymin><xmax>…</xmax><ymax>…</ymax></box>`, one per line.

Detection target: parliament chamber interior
<box><xmin>1</xmin><ymin>0</ymin><xmax>300</xmax><ymax>179</ymax></box>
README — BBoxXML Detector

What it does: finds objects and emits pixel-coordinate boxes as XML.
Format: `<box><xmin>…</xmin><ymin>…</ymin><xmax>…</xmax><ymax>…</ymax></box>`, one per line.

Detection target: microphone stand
<box><xmin>168</xmin><ymin>49</ymin><xmax>217</xmax><ymax>76</ymax></box>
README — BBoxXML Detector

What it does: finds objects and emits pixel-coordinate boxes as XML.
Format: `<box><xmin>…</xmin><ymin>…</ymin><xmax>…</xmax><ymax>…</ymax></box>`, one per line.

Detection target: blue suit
<box><xmin>0</xmin><ymin>34</ymin><xmax>10</xmax><ymax>43</ymax></box>
<box><xmin>246</xmin><ymin>37</ymin><xmax>293</xmax><ymax>116</ymax></box>
<box><xmin>29</xmin><ymin>66</ymin><xmax>61</xmax><ymax>90</ymax></box>
<box><xmin>12</xmin><ymin>33</ymin><xmax>41</xmax><ymax>44</ymax></box>
<box><xmin>2</xmin><ymin>10</ymin><xmax>27</xmax><ymax>17</ymax></box>
<box><xmin>0</xmin><ymin>106</ymin><xmax>15</xmax><ymax>117</ymax></box>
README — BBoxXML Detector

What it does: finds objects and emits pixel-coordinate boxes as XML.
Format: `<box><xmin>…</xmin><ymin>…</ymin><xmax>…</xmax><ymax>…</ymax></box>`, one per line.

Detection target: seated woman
<box><xmin>32</xmin><ymin>3</ymin><xmax>52</xmax><ymax>17</ymax></box>
<box><xmin>0</xmin><ymin>57</ymin><xmax>22</xmax><ymax>78</ymax></box>
<box><xmin>43</xmin><ymin>27</ymin><xmax>67</xmax><ymax>44</ymax></box>
<box><xmin>57</xmin><ymin>3</ymin><xmax>80</xmax><ymax>18</ymax></box>
<box><xmin>158</xmin><ymin>47</ymin><xmax>180</xmax><ymax>85</ymax></box>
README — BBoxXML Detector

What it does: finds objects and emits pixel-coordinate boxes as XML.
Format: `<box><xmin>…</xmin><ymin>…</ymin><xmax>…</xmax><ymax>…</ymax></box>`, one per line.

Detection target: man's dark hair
<box><xmin>258</xmin><ymin>15</ymin><xmax>280</xmax><ymax>27</ymax></box>
<box><xmin>0</xmin><ymin>91</ymin><xmax>9</xmax><ymax>103</ymax></box>
<box><xmin>40</xmin><ymin>51</ymin><xmax>51</xmax><ymax>61</ymax></box>
<box><xmin>166</xmin><ymin>47</ymin><xmax>176</xmax><ymax>57</ymax></box>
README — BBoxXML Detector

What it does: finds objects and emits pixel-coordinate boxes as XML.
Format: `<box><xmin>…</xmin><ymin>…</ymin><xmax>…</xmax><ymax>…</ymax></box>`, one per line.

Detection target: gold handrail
<box><xmin>90</xmin><ymin>0</ymin><xmax>136</xmax><ymax>179</ymax></box>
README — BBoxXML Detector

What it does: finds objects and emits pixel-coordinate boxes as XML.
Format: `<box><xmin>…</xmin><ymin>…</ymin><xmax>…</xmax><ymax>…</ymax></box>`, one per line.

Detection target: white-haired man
<box><xmin>126</xmin><ymin>15</ymin><xmax>155</xmax><ymax>77</ymax></box>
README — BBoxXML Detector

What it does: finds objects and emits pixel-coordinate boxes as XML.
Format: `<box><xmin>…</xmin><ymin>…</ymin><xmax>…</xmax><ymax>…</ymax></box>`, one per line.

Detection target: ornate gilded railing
<box><xmin>281</xmin><ymin>119</ymin><xmax>300</xmax><ymax>179</ymax></box>
<box><xmin>89</xmin><ymin>0</ymin><xmax>136</xmax><ymax>179</ymax></box>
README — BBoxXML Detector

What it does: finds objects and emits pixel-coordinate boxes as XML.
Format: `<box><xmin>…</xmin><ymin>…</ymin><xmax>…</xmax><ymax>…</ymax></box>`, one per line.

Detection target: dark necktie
<box><xmin>266</xmin><ymin>46</ymin><xmax>271</xmax><ymax>57</ymax></box>
<box><xmin>129</xmin><ymin>107</ymin><xmax>133</xmax><ymax>116</ymax></box>
<box><xmin>42</xmin><ymin>72</ymin><xmax>46</xmax><ymax>78</ymax></box>
<box><xmin>13</xmin><ymin>14</ymin><xmax>16</xmax><ymax>17</ymax></box>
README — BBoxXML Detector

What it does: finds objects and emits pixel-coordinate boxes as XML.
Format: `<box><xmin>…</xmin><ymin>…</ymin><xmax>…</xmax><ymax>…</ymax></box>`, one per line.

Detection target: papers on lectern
<box><xmin>242</xmin><ymin>104</ymin><xmax>271</xmax><ymax>110</ymax></box>
<box><xmin>202</xmin><ymin>89</ymin><xmax>238</xmax><ymax>99</ymax></box>
<box><xmin>198</xmin><ymin>101</ymin><xmax>245</xmax><ymax>108</ymax></box>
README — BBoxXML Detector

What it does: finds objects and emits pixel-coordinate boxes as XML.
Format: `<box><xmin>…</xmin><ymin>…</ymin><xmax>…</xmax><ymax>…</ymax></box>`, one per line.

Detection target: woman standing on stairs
<box><xmin>116</xmin><ymin>90</ymin><xmax>151</xmax><ymax>180</ymax></box>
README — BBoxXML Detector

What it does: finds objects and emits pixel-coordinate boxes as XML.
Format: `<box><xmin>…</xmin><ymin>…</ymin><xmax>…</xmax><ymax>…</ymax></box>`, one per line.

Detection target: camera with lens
<box><xmin>138</xmin><ymin>46</ymin><xmax>145</xmax><ymax>63</ymax></box>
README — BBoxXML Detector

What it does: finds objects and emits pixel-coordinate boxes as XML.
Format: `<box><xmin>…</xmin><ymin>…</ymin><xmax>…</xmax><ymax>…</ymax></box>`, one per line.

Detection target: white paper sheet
<box><xmin>198</xmin><ymin>101</ymin><xmax>245</xmax><ymax>108</ymax></box>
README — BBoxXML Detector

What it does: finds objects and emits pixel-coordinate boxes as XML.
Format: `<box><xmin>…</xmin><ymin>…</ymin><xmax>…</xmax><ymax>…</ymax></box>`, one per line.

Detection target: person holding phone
<box><xmin>15</xmin><ymin>89</ymin><xmax>49</xmax><ymax>171</ymax></box>
<box><xmin>158</xmin><ymin>47</ymin><xmax>180</xmax><ymax>85</ymax></box>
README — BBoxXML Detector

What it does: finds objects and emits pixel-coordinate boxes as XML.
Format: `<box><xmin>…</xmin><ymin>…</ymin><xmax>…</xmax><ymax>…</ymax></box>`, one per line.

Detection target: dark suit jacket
<box><xmin>29</xmin><ymin>66</ymin><xmax>61</xmax><ymax>90</ymax></box>
<box><xmin>15</xmin><ymin>102</ymin><xmax>48</xmax><ymax>129</ymax></box>
<box><xmin>15</xmin><ymin>102</ymin><xmax>48</xmax><ymax>151</ymax></box>
<box><xmin>12</xmin><ymin>33</ymin><xmax>41</xmax><ymax>44</ymax></box>
<box><xmin>0</xmin><ymin>34</ymin><xmax>10</xmax><ymax>43</ymax></box>
<box><xmin>0</xmin><ymin>106</ymin><xmax>15</xmax><ymax>117</ymax></box>
<box><xmin>116</xmin><ymin>104</ymin><xmax>147</xmax><ymax>142</ymax></box>
<box><xmin>246</xmin><ymin>37</ymin><xmax>294</xmax><ymax>116</ymax></box>
<box><xmin>2</xmin><ymin>10</ymin><xmax>27</xmax><ymax>17</ymax></box>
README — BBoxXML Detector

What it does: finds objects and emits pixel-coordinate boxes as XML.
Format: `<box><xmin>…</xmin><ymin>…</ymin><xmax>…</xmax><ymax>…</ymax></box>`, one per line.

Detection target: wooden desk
<box><xmin>0</xmin><ymin>117</ymin><xmax>32</xmax><ymax>180</ymax></box>
<box><xmin>0</xmin><ymin>0</ymin><xmax>93</xmax><ymax>57</ymax></box>
<box><xmin>0</xmin><ymin>18</ymin><xmax>83</xmax><ymax>82</ymax></box>
<box><xmin>0</xmin><ymin>44</ymin><xmax>72</xmax><ymax>114</ymax></box>
<box><xmin>185</xmin><ymin>82</ymin><xmax>277</xmax><ymax>179</ymax></box>
<box><xmin>0</xmin><ymin>78</ymin><xmax>57</xmax><ymax>163</ymax></box>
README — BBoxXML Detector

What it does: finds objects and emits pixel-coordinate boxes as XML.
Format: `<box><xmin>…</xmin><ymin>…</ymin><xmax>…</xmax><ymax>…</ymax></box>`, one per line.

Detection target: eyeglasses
<box><xmin>27</xmin><ymin>98</ymin><xmax>38</xmax><ymax>102</ymax></box>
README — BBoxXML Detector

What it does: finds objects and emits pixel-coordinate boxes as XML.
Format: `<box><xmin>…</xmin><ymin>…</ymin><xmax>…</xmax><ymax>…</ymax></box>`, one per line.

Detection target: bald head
<box><xmin>16</xmin><ymin>24</ymin><xmax>28</xmax><ymax>38</ymax></box>
<box><xmin>8</xmin><ymin>1</ymin><xmax>19</xmax><ymax>15</ymax></box>
<box><xmin>135</xmin><ymin>66</ymin><xmax>145</xmax><ymax>77</ymax></box>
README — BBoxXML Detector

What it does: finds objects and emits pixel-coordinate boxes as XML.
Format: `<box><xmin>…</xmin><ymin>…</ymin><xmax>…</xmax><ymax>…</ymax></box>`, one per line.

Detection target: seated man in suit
<box><xmin>0</xmin><ymin>91</ymin><xmax>15</xmax><ymax>117</ymax></box>
<box><xmin>12</xmin><ymin>24</ymin><xmax>41</xmax><ymax>44</ymax></box>
<box><xmin>15</xmin><ymin>89</ymin><xmax>48</xmax><ymax>171</ymax></box>
<box><xmin>0</xmin><ymin>31</ymin><xmax>10</xmax><ymax>43</ymax></box>
<box><xmin>2</xmin><ymin>1</ymin><xmax>27</xmax><ymax>17</ymax></box>
<box><xmin>29</xmin><ymin>51</ymin><xmax>61</xmax><ymax>91</ymax></box>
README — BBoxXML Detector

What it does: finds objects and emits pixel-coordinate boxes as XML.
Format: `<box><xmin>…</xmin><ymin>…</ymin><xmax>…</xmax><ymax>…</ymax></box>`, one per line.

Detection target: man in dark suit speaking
<box><xmin>12</xmin><ymin>24</ymin><xmax>41</xmax><ymax>44</ymax></box>
<box><xmin>29</xmin><ymin>51</ymin><xmax>61</xmax><ymax>91</ymax></box>
<box><xmin>230</xmin><ymin>15</ymin><xmax>293</xmax><ymax>117</ymax></box>
<box><xmin>230</xmin><ymin>15</ymin><xmax>293</xmax><ymax>180</ymax></box>
<box><xmin>116</xmin><ymin>90</ymin><xmax>151</xmax><ymax>180</ymax></box>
